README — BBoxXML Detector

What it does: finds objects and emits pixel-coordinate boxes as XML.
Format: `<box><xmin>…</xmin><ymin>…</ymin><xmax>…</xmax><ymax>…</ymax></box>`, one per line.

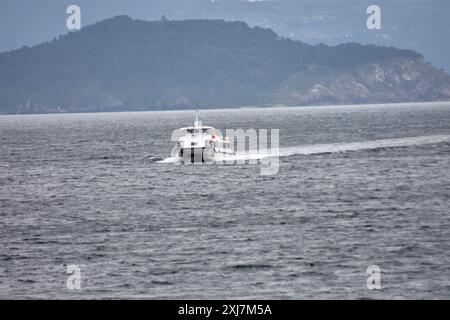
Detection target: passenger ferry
<box><xmin>171</xmin><ymin>115</ymin><xmax>234</xmax><ymax>163</ymax></box>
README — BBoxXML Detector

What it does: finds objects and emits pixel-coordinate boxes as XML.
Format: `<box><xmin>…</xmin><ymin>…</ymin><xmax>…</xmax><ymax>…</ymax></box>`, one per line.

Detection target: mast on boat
<box><xmin>194</xmin><ymin>110</ymin><xmax>200</xmax><ymax>128</ymax></box>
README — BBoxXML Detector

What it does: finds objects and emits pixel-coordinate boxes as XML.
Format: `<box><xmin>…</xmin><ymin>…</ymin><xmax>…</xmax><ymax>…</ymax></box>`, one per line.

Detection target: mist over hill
<box><xmin>2</xmin><ymin>0</ymin><xmax>450</xmax><ymax>72</ymax></box>
<box><xmin>1</xmin><ymin>15</ymin><xmax>449</xmax><ymax>114</ymax></box>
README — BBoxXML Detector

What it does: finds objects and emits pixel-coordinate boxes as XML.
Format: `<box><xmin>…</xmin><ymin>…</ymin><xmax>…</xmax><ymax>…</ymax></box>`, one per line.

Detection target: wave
<box><xmin>144</xmin><ymin>156</ymin><xmax>164</xmax><ymax>162</ymax></box>
<box><xmin>158</xmin><ymin>134</ymin><xmax>450</xmax><ymax>163</ymax></box>
<box><xmin>279</xmin><ymin>134</ymin><xmax>450</xmax><ymax>157</ymax></box>
<box><xmin>157</xmin><ymin>156</ymin><xmax>179</xmax><ymax>163</ymax></box>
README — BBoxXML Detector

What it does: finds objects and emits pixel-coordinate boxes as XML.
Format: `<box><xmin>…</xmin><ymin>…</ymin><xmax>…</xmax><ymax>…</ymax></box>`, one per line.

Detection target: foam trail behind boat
<box><xmin>159</xmin><ymin>134</ymin><xmax>450</xmax><ymax>163</ymax></box>
<box><xmin>279</xmin><ymin>134</ymin><xmax>450</xmax><ymax>157</ymax></box>
<box><xmin>158</xmin><ymin>156</ymin><xmax>180</xmax><ymax>163</ymax></box>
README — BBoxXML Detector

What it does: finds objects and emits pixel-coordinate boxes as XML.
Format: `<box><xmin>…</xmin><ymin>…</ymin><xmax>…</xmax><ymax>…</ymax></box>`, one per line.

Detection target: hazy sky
<box><xmin>1</xmin><ymin>0</ymin><xmax>449</xmax><ymax>71</ymax></box>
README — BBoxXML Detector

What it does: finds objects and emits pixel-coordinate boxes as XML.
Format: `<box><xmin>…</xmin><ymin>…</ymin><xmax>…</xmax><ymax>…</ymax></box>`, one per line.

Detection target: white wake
<box><xmin>279</xmin><ymin>134</ymin><xmax>450</xmax><ymax>157</ymax></box>
<box><xmin>158</xmin><ymin>134</ymin><xmax>450</xmax><ymax>163</ymax></box>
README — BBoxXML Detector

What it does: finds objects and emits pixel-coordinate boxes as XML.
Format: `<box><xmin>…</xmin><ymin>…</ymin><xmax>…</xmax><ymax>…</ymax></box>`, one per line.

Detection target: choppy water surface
<box><xmin>1</xmin><ymin>102</ymin><xmax>449</xmax><ymax>299</ymax></box>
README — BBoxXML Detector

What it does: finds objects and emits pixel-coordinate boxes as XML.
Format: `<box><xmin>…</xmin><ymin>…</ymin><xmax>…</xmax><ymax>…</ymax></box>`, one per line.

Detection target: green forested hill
<box><xmin>1</xmin><ymin>15</ymin><xmax>448</xmax><ymax>114</ymax></box>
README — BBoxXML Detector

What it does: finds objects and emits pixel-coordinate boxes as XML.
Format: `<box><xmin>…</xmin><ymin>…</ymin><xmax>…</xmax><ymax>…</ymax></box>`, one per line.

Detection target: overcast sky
<box><xmin>1</xmin><ymin>0</ymin><xmax>449</xmax><ymax>71</ymax></box>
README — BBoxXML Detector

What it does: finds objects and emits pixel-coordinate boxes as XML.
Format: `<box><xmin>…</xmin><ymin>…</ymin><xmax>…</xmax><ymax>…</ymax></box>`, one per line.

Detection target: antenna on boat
<box><xmin>194</xmin><ymin>110</ymin><xmax>199</xmax><ymax>128</ymax></box>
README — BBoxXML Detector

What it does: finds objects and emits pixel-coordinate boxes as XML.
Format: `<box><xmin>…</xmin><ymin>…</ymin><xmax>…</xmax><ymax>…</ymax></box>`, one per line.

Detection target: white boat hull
<box><xmin>171</xmin><ymin>116</ymin><xmax>234</xmax><ymax>163</ymax></box>
<box><xmin>175</xmin><ymin>146</ymin><xmax>215</xmax><ymax>163</ymax></box>
<box><xmin>173</xmin><ymin>146</ymin><xmax>233</xmax><ymax>163</ymax></box>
